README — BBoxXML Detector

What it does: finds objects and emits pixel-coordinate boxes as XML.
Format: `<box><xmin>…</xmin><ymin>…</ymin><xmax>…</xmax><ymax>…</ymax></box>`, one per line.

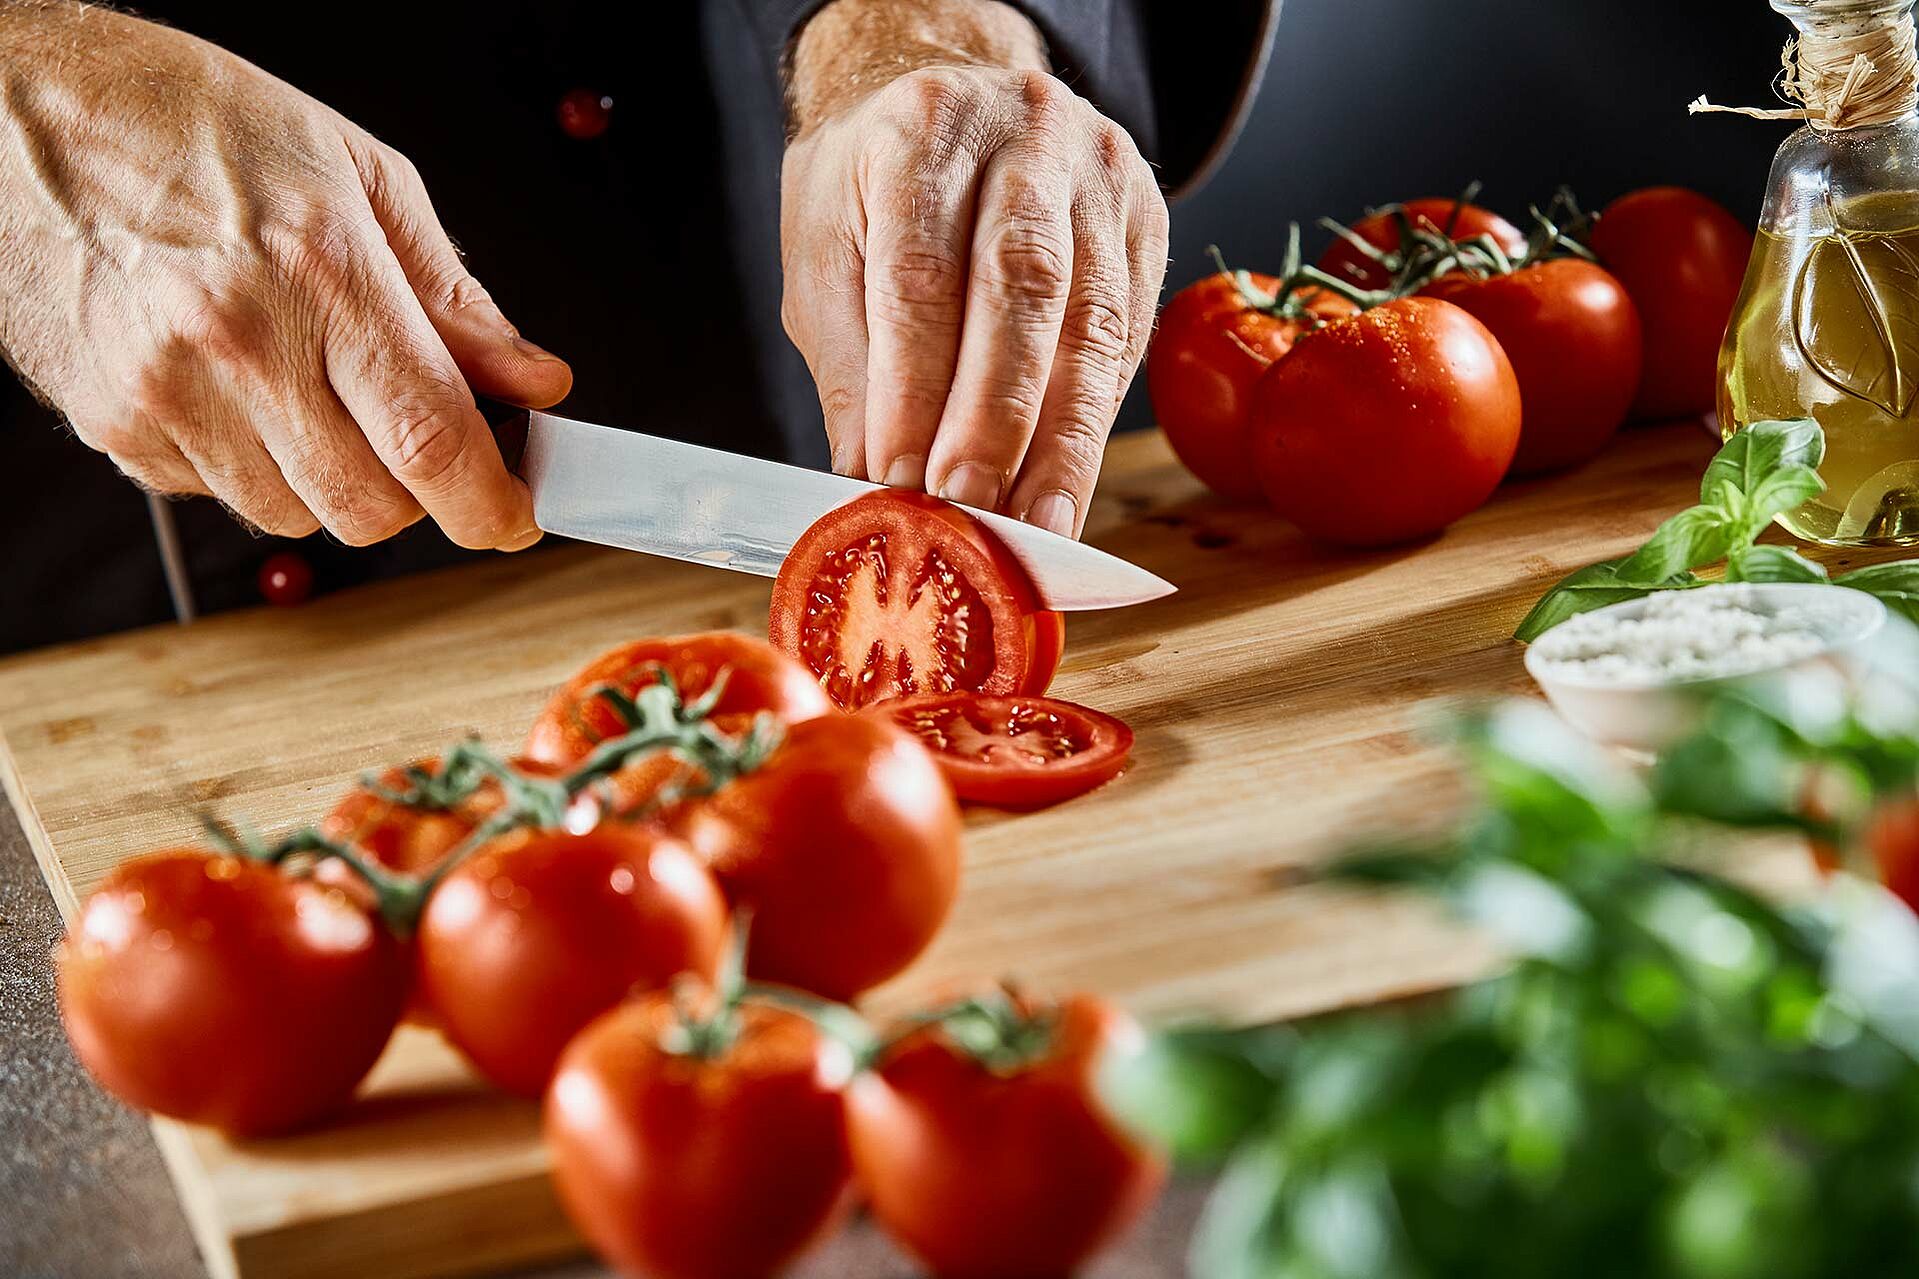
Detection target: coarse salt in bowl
<box><xmin>1523</xmin><ymin>582</ymin><xmax>1889</xmax><ymax>753</ymax></box>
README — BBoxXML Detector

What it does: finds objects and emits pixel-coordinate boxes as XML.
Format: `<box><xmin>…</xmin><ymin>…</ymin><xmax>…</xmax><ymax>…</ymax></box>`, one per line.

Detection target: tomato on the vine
<box><xmin>670</xmin><ymin>711</ymin><xmax>961</xmax><ymax>1001</ymax></box>
<box><xmin>1589</xmin><ymin>186</ymin><xmax>1752</xmax><ymax>420</ymax></box>
<box><xmin>57</xmin><ymin>850</ymin><xmax>407</xmax><ymax>1136</ymax></box>
<box><xmin>1423</xmin><ymin>258</ymin><xmax>1643</xmax><ymax>475</ymax></box>
<box><xmin>525</xmin><ymin>633</ymin><xmax>831</xmax><ymax>769</ymax></box>
<box><xmin>847</xmin><ymin>989</ymin><xmax>1166</xmax><ymax>1278</ymax></box>
<box><xmin>866</xmin><ymin>692</ymin><xmax>1134</xmax><ymax>809</ymax></box>
<box><xmin>1320</xmin><ymin>197</ymin><xmax>1528</xmax><ymax>291</ymax></box>
<box><xmin>769</xmin><ymin>491</ymin><xmax>1061</xmax><ymax>711</ymax></box>
<box><xmin>1148</xmin><ymin>272</ymin><xmax>1357</xmax><ymax>501</ymax></box>
<box><xmin>415</xmin><ymin>824</ymin><xmax>727</xmax><ymax>1097</ymax></box>
<box><xmin>319</xmin><ymin>756</ymin><xmax>587</xmax><ymax>876</ymax></box>
<box><xmin>545</xmin><ymin>988</ymin><xmax>854</xmax><ymax>1279</ymax></box>
<box><xmin>1250</xmin><ymin>296</ymin><xmax>1521</xmax><ymax>546</ymax></box>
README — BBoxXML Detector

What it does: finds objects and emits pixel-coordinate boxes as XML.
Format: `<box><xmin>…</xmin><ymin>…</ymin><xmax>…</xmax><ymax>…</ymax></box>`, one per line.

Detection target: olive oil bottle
<box><xmin>1710</xmin><ymin>0</ymin><xmax>1919</xmax><ymax>546</ymax></box>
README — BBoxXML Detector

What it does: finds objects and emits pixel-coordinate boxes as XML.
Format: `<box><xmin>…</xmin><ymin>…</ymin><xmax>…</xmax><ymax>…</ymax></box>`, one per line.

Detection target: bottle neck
<box><xmin>1778</xmin><ymin>0</ymin><xmax>1919</xmax><ymax>130</ymax></box>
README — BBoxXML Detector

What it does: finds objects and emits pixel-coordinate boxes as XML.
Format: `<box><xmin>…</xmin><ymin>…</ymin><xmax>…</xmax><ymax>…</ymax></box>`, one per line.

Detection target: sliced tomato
<box><xmin>769</xmin><ymin>491</ymin><xmax>1061</xmax><ymax>711</ymax></box>
<box><xmin>866</xmin><ymin>693</ymin><xmax>1133</xmax><ymax>809</ymax></box>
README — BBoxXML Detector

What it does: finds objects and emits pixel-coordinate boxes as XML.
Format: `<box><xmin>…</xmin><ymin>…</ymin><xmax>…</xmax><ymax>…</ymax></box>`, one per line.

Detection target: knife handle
<box><xmin>478</xmin><ymin>399</ymin><xmax>532</xmax><ymax>477</ymax></box>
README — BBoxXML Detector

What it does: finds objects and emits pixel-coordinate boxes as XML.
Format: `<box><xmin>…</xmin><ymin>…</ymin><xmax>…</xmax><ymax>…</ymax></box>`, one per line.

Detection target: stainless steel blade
<box><xmin>519</xmin><ymin>410</ymin><xmax>1175</xmax><ymax>611</ymax></box>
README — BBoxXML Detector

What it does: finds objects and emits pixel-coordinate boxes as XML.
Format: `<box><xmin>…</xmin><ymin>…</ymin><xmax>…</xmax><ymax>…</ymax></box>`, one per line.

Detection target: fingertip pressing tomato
<box><xmin>671</xmin><ymin>711</ymin><xmax>961</xmax><ymax>1001</ymax></box>
<box><xmin>1148</xmin><ymin>271</ymin><xmax>1359</xmax><ymax>501</ymax></box>
<box><xmin>1250</xmin><ymin>296</ymin><xmax>1522</xmax><ymax>547</ymax></box>
<box><xmin>868</xmin><ymin>693</ymin><xmax>1134</xmax><ymax>810</ymax></box>
<box><xmin>56</xmin><ymin>850</ymin><xmax>407</xmax><ymax>1137</ymax></box>
<box><xmin>1589</xmin><ymin>186</ymin><xmax>1753</xmax><ymax>420</ymax></box>
<box><xmin>769</xmin><ymin>490</ymin><xmax>1061</xmax><ymax>711</ymax></box>
<box><xmin>1320</xmin><ymin>196</ymin><xmax>1528</xmax><ymax>292</ymax></box>
<box><xmin>524</xmin><ymin>633</ymin><xmax>832</xmax><ymax>769</ymax></box>
<box><xmin>415</xmin><ymin>824</ymin><xmax>728</xmax><ymax>1097</ymax></box>
<box><xmin>847</xmin><ymin>989</ymin><xmax>1167</xmax><ymax>1278</ymax></box>
<box><xmin>1423</xmin><ymin>258</ymin><xmax>1643</xmax><ymax>475</ymax></box>
<box><xmin>545</xmin><ymin>989</ymin><xmax>855</xmax><ymax>1279</ymax></box>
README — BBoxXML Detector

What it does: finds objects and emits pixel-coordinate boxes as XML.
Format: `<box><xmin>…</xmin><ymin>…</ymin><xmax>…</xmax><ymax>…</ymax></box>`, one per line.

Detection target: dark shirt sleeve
<box><xmin>737</xmin><ymin>0</ymin><xmax>1277</xmax><ymax>198</ymax></box>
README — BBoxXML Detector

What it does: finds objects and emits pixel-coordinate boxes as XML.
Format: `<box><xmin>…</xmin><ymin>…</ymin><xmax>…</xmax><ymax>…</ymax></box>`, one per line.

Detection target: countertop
<box><xmin>0</xmin><ymin>793</ymin><xmax>1200</xmax><ymax>1278</ymax></box>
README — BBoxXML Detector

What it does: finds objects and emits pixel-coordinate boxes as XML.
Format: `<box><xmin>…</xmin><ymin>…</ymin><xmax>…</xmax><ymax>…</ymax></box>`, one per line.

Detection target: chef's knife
<box><xmin>500</xmin><ymin>409</ymin><xmax>1174</xmax><ymax>611</ymax></box>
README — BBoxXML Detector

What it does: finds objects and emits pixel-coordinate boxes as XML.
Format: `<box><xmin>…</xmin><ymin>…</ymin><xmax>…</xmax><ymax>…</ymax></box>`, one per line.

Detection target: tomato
<box><xmin>1147</xmin><ymin>272</ymin><xmax>1358</xmax><ymax>501</ymax></box>
<box><xmin>525</xmin><ymin>633</ymin><xmax>832</xmax><ymax>769</ymax></box>
<box><xmin>847</xmin><ymin>990</ymin><xmax>1166</xmax><ymax>1278</ymax></box>
<box><xmin>1869</xmin><ymin>795</ymin><xmax>1919</xmax><ymax>912</ymax></box>
<box><xmin>1249</xmin><ymin>296</ymin><xmax>1521</xmax><ymax>546</ymax></box>
<box><xmin>56</xmin><ymin>850</ymin><xmax>406</xmax><ymax>1136</ymax></box>
<box><xmin>769</xmin><ymin>490</ymin><xmax>1061</xmax><ymax>711</ymax></box>
<box><xmin>319</xmin><ymin>755</ymin><xmax>583</xmax><ymax>876</ymax></box>
<box><xmin>257</xmin><ymin>551</ymin><xmax>314</xmax><ymax>606</ymax></box>
<box><xmin>1589</xmin><ymin>186</ymin><xmax>1752</xmax><ymax>420</ymax></box>
<box><xmin>545</xmin><ymin>989</ymin><xmax>854</xmax><ymax>1279</ymax></box>
<box><xmin>1423</xmin><ymin>259</ymin><xmax>1643</xmax><ymax>475</ymax></box>
<box><xmin>415</xmin><ymin>825</ymin><xmax>727</xmax><ymax>1097</ymax></box>
<box><xmin>867</xmin><ymin>693</ymin><xmax>1134</xmax><ymax>810</ymax></box>
<box><xmin>670</xmin><ymin>712</ymin><xmax>961</xmax><ymax>1001</ymax></box>
<box><xmin>1319</xmin><ymin>197</ymin><xmax>1528</xmax><ymax>292</ymax></box>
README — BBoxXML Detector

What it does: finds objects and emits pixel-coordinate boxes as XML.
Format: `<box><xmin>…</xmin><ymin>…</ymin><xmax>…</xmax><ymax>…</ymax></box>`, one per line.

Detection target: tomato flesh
<box><xmin>869</xmin><ymin>693</ymin><xmax>1133</xmax><ymax>809</ymax></box>
<box><xmin>771</xmin><ymin>491</ymin><xmax>1060</xmax><ymax>710</ymax></box>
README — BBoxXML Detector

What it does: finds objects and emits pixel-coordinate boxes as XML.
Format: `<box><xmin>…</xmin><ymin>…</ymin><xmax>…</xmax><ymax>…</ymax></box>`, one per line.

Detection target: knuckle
<box><xmin>984</xmin><ymin>225</ymin><xmax>1071</xmax><ymax>306</ymax></box>
<box><xmin>871</xmin><ymin>246</ymin><xmax>966</xmax><ymax>326</ymax></box>
<box><xmin>378</xmin><ymin>389</ymin><xmax>471</xmax><ymax>490</ymax></box>
<box><xmin>1015</xmin><ymin>70</ymin><xmax>1070</xmax><ymax>125</ymax></box>
<box><xmin>818</xmin><ymin>381</ymin><xmax>861</xmax><ymax>424</ymax></box>
<box><xmin>265</xmin><ymin>203</ymin><xmax>374</xmax><ymax>295</ymax></box>
<box><xmin>885</xmin><ymin>67</ymin><xmax>976</xmax><ymax>134</ymax></box>
<box><xmin>172</xmin><ymin>288</ymin><xmax>273</xmax><ymax>371</ymax></box>
<box><xmin>970</xmin><ymin>370</ymin><xmax>1047</xmax><ymax>423</ymax></box>
<box><xmin>1043</xmin><ymin>417</ymin><xmax>1109</xmax><ymax>485</ymax></box>
<box><xmin>1063</xmin><ymin>290</ymin><xmax>1131</xmax><ymax>364</ymax></box>
<box><xmin>1093</xmin><ymin>121</ymin><xmax>1134</xmax><ymax>171</ymax></box>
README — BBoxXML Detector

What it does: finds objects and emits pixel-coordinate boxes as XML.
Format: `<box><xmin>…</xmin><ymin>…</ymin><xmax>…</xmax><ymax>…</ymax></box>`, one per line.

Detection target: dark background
<box><xmin>0</xmin><ymin>0</ymin><xmax>1793</xmax><ymax>652</ymax></box>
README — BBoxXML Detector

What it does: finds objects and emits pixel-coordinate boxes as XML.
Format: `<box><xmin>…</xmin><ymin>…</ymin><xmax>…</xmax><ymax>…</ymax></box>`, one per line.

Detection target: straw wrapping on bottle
<box><xmin>1691</xmin><ymin>2</ymin><xmax>1918</xmax><ymax>131</ymax></box>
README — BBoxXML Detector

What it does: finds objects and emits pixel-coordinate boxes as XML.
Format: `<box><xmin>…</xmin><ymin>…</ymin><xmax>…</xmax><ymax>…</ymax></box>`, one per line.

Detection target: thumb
<box><xmin>351</xmin><ymin>139</ymin><xmax>574</xmax><ymax>408</ymax></box>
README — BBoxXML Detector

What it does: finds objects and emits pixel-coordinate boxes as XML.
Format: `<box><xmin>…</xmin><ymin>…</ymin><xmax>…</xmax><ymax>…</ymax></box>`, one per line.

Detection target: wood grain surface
<box><xmin>0</xmin><ymin>423</ymin><xmax>1858</xmax><ymax>1279</ymax></box>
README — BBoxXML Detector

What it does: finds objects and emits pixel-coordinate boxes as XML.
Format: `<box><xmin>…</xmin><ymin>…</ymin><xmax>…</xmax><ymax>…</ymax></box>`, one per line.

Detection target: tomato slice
<box><xmin>770</xmin><ymin>491</ymin><xmax>1062</xmax><ymax>710</ymax></box>
<box><xmin>866</xmin><ymin>693</ymin><xmax>1133</xmax><ymax>809</ymax></box>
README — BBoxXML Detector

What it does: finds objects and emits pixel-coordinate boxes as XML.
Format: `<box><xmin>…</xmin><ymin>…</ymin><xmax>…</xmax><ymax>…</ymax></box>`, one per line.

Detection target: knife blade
<box><xmin>510</xmin><ymin>409</ymin><xmax>1175</xmax><ymax>611</ymax></box>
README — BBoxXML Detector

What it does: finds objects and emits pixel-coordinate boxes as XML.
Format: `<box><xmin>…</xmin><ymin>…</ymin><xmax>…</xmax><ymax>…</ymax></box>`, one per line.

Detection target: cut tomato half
<box><xmin>864</xmin><ymin>693</ymin><xmax>1133</xmax><ymax>809</ymax></box>
<box><xmin>770</xmin><ymin>491</ymin><xmax>1063</xmax><ymax>710</ymax></box>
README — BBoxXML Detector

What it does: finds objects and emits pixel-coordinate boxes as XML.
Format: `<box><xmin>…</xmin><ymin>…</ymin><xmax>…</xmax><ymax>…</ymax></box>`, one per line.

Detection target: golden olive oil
<box><xmin>1718</xmin><ymin>191</ymin><xmax>1919</xmax><ymax>545</ymax></box>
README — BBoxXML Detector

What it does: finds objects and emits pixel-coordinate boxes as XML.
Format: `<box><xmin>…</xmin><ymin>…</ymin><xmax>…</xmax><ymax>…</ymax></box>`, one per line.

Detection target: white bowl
<box><xmin>1524</xmin><ymin>582</ymin><xmax>1896</xmax><ymax>754</ymax></box>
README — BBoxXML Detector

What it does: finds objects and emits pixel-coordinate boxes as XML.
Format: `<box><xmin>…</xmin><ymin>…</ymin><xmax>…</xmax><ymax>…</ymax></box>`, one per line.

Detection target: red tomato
<box><xmin>768</xmin><ymin>490</ymin><xmax>1061</xmax><ymax>711</ymax></box>
<box><xmin>1319</xmin><ymin>197</ymin><xmax>1528</xmax><ymax>291</ymax></box>
<box><xmin>1589</xmin><ymin>187</ymin><xmax>1752</xmax><ymax>420</ymax></box>
<box><xmin>1870</xmin><ymin>795</ymin><xmax>1919</xmax><ymax>911</ymax></box>
<box><xmin>525</xmin><ymin>633</ymin><xmax>832</xmax><ymax>769</ymax></box>
<box><xmin>867</xmin><ymin>692</ymin><xmax>1134</xmax><ymax>810</ymax></box>
<box><xmin>320</xmin><ymin>756</ymin><xmax>583</xmax><ymax>876</ymax></box>
<box><xmin>415</xmin><ymin>825</ymin><xmax>727</xmax><ymax>1097</ymax></box>
<box><xmin>1249</xmin><ymin>297</ymin><xmax>1521</xmax><ymax>546</ymax></box>
<box><xmin>57</xmin><ymin>850</ymin><xmax>406</xmax><ymax>1136</ymax></box>
<box><xmin>1423</xmin><ymin>259</ymin><xmax>1643</xmax><ymax>475</ymax></box>
<box><xmin>670</xmin><ymin>712</ymin><xmax>961</xmax><ymax>1001</ymax></box>
<box><xmin>257</xmin><ymin>551</ymin><xmax>314</xmax><ymax>606</ymax></box>
<box><xmin>847</xmin><ymin>991</ymin><xmax>1166</xmax><ymax>1278</ymax></box>
<box><xmin>1147</xmin><ymin>272</ymin><xmax>1359</xmax><ymax>501</ymax></box>
<box><xmin>545</xmin><ymin>990</ymin><xmax>854</xmax><ymax>1279</ymax></box>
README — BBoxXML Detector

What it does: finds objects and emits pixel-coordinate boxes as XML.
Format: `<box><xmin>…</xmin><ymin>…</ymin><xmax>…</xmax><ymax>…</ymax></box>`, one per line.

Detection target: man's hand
<box><xmin>780</xmin><ymin>0</ymin><xmax>1170</xmax><ymax>538</ymax></box>
<box><xmin>0</xmin><ymin>3</ymin><xmax>570</xmax><ymax>549</ymax></box>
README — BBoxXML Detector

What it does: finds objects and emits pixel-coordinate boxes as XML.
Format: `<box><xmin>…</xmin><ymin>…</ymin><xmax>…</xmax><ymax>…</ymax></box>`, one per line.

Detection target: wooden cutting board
<box><xmin>0</xmin><ymin>423</ymin><xmax>1847</xmax><ymax>1279</ymax></box>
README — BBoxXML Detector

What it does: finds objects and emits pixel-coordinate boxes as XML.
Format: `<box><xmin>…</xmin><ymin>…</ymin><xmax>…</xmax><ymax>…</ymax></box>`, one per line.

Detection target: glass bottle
<box><xmin>1718</xmin><ymin>0</ymin><xmax>1919</xmax><ymax>545</ymax></box>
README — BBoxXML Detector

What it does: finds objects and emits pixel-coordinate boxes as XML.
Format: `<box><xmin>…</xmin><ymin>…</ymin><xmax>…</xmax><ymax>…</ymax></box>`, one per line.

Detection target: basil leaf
<box><xmin>1836</xmin><ymin>560</ymin><xmax>1919</xmax><ymax>623</ymax></box>
<box><xmin>1725</xmin><ymin>544</ymin><xmax>1830</xmax><ymax>584</ymax></box>
<box><xmin>1700</xmin><ymin>418</ymin><xmax>1825</xmax><ymax>507</ymax></box>
<box><xmin>1514</xmin><ymin>558</ymin><xmax>1700</xmax><ymax>642</ymax></box>
<box><xmin>1739</xmin><ymin>463</ymin><xmax>1827</xmax><ymax>539</ymax></box>
<box><xmin>1614</xmin><ymin>506</ymin><xmax>1737</xmax><ymax>582</ymax></box>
